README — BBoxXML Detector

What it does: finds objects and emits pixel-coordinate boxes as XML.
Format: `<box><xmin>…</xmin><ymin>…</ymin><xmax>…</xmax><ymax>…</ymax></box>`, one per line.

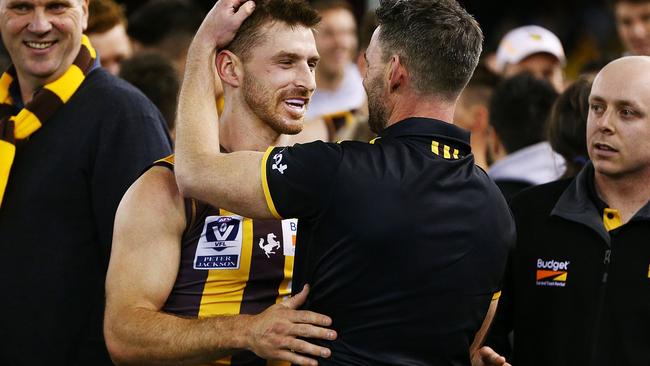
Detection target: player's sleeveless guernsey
<box><xmin>153</xmin><ymin>156</ymin><xmax>296</xmax><ymax>366</ymax></box>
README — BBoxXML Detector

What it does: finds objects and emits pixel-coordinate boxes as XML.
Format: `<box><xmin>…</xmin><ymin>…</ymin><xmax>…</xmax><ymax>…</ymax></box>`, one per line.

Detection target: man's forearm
<box><xmin>174</xmin><ymin>37</ymin><xmax>222</xmax><ymax>199</ymax></box>
<box><xmin>105</xmin><ymin>307</ymin><xmax>250</xmax><ymax>366</ymax></box>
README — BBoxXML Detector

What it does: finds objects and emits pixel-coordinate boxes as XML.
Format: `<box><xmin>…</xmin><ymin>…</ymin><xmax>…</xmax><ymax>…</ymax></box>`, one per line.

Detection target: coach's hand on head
<box><xmin>242</xmin><ymin>285</ymin><xmax>337</xmax><ymax>365</ymax></box>
<box><xmin>194</xmin><ymin>0</ymin><xmax>256</xmax><ymax>50</ymax></box>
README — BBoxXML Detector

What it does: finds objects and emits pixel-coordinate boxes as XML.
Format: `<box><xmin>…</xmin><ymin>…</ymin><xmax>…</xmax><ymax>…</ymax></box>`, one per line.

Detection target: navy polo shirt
<box><xmin>262</xmin><ymin>117</ymin><xmax>514</xmax><ymax>365</ymax></box>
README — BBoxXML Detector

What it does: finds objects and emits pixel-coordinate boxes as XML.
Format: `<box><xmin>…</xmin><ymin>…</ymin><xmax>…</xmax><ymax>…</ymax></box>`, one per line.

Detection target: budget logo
<box><xmin>536</xmin><ymin>258</ymin><xmax>570</xmax><ymax>287</ymax></box>
<box><xmin>194</xmin><ymin>216</ymin><xmax>243</xmax><ymax>270</ymax></box>
<box><xmin>281</xmin><ymin>219</ymin><xmax>298</xmax><ymax>257</ymax></box>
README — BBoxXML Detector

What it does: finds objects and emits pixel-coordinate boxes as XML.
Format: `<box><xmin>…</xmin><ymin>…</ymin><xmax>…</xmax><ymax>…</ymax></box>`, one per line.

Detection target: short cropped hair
<box><xmin>87</xmin><ymin>0</ymin><xmax>126</xmax><ymax>35</ymax></box>
<box><xmin>489</xmin><ymin>73</ymin><xmax>558</xmax><ymax>153</ymax></box>
<box><xmin>547</xmin><ymin>77</ymin><xmax>591</xmax><ymax>177</ymax></box>
<box><xmin>225</xmin><ymin>0</ymin><xmax>321</xmax><ymax>60</ymax></box>
<box><xmin>119</xmin><ymin>53</ymin><xmax>180</xmax><ymax>131</ymax></box>
<box><xmin>375</xmin><ymin>0</ymin><xmax>483</xmax><ymax>99</ymax></box>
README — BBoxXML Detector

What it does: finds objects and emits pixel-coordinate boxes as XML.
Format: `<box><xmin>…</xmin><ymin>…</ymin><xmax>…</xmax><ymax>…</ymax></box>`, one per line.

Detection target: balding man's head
<box><xmin>587</xmin><ymin>56</ymin><xmax>650</xmax><ymax>179</ymax></box>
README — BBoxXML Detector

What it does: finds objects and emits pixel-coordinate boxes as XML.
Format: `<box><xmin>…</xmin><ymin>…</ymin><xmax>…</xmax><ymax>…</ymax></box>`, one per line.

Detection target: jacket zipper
<box><xmin>589</xmin><ymin>248</ymin><xmax>611</xmax><ymax>365</ymax></box>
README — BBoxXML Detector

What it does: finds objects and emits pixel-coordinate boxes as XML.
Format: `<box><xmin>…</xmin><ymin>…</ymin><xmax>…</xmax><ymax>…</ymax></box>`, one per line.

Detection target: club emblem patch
<box><xmin>194</xmin><ymin>216</ymin><xmax>243</xmax><ymax>270</ymax></box>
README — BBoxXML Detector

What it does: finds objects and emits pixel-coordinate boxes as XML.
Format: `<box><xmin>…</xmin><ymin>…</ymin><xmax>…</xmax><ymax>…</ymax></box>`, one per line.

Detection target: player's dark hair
<box><xmin>225</xmin><ymin>0</ymin><xmax>321</xmax><ymax>59</ymax></box>
<box><xmin>375</xmin><ymin>0</ymin><xmax>483</xmax><ymax>99</ymax></box>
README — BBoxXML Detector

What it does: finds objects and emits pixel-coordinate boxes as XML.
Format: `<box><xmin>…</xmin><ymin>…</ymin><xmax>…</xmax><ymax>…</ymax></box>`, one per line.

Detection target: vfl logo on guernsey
<box><xmin>536</xmin><ymin>258</ymin><xmax>570</xmax><ymax>287</ymax></box>
<box><xmin>194</xmin><ymin>216</ymin><xmax>243</xmax><ymax>270</ymax></box>
<box><xmin>272</xmin><ymin>153</ymin><xmax>287</xmax><ymax>174</ymax></box>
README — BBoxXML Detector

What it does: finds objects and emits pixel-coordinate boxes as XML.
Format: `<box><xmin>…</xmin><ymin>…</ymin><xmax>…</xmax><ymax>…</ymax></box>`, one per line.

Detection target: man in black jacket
<box><xmin>489</xmin><ymin>56</ymin><xmax>650</xmax><ymax>365</ymax></box>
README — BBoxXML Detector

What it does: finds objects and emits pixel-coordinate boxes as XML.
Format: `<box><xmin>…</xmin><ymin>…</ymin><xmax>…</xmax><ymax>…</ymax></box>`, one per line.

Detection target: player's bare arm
<box><xmin>175</xmin><ymin>0</ymin><xmax>271</xmax><ymax>218</ymax></box>
<box><xmin>470</xmin><ymin>298</ymin><xmax>511</xmax><ymax>366</ymax></box>
<box><xmin>104</xmin><ymin>167</ymin><xmax>336</xmax><ymax>366</ymax></box>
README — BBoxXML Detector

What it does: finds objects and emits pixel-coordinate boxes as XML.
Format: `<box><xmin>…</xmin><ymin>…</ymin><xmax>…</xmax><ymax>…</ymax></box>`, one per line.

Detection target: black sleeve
<box><xmin>261</xmin><ymin>141</ymin><xmax>343</xmax><ymax>220</ymax></box>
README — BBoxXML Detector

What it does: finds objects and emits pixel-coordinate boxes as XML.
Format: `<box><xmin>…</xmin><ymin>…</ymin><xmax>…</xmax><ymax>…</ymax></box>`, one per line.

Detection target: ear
<box><xmin>216</xmin><ymin>50</ymin><xmax>242</xmax><ymax>88</ymax></box>
<box><xmin>387</xmin><ymin>54</ymin><xmax>407</xmax><ymax>93</ymax></box>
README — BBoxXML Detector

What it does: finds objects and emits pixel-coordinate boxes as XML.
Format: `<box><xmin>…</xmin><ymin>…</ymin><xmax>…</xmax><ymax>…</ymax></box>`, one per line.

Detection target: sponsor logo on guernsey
<box><xmin>259</xmin><ymin>233</ymin><xmax>281</xmax><ymax>258</ymax></box>
<box><xmin>536</xmin><ymin>258</ymin><xmax>570</xmax><ymax>287</ymax></box>
<box><xmin>272</xmin><ymin>153</ymin><xmax>287</xmax><ymax>174</ymax></box>
<box><xmin>281</xmin><ymin>219</ymin><xmax>298</xmax><ymax>257</ymax></box>
<box><xmin>194</xmin><ymin>216</ymin><xmax>243</xmax><ymax>270</ymax></box>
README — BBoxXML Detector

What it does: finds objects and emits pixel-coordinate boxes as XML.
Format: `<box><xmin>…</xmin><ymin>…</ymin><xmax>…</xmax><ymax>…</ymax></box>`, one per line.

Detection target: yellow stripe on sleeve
<box><xmin>155</xmin><ymin>154</ymin><xmax>175</xmax><ymax>165</ymax></box>
<box><xmin>261</xmin><ymin>147</ymin><xmax>283</xmax><ymax>220</ymax></box>
<box><xmin>492</xmin><ymin>291</ymin><xmax>502</xmax><ymax>301</ymax></box>
<box><xmin>453</xmin><ymin>148</ymin><xmax>459</xmax><ymax>159</ymax></box>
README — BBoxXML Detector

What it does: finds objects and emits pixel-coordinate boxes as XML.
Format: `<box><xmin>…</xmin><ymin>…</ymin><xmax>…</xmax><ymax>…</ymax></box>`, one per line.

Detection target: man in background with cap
<box><xmin>495</xmin><ymin>25</ymin><xmax>566</xmax><ymax>92</ymax></box>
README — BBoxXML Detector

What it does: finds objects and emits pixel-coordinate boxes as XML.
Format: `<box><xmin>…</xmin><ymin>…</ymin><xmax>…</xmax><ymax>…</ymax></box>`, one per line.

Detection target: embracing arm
<box><xmin>104</xmin><ymin>167</ymin><xmax>336</xmax><ymax>366</ymax></box>
<box><xmin>470</xmin><ymin>298</ymin><xmax>511</xmax><ymax>366</ymax></box>
<box><xmin>174</xmin><ymin>0</ymin><xmax>271</xmax><ymax>219</ymax></box>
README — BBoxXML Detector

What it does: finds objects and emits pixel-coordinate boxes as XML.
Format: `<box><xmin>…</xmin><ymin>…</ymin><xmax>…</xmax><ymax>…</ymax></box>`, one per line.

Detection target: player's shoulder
<box><xmin>122</xmin><ymin>162</ymin><xmax>183</xmax><ymax>215</ymax></box>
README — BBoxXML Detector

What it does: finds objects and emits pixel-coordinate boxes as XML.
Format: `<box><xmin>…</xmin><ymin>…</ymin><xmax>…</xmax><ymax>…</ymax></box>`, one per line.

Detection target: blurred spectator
<box><xmin>127</xmin><ymin>0</ymin><xmax>204</xmax><ymax>77</ymax></box>
<box><xmin>547</xmin><ymin>77</ymin><xmax>592</xmax><ymax>178</ymax></box>
<box><xmin>119</xmin><ymin>53</ymin><xmax>180</xmax><ymax>139</ymax></box>
<box><xmin>488</xmin><ymin>73</ymin><xmax>563</xmax><ymax>201</ymax></box>
<box><xmin>454</xmin><ymin>63</ymin><xmax>501</xmax><ymax>170</ymax></box>
<box><xmin>307</xmin><ymin>0</ymin><xmax>366</xmax><ymax>119</ymax></box>
<box><xmin>612</xmin><ymin>0</ymin><xmax>650</xmax><ymax>55</ymax></box>
<box><xmin>356</xmin><ymin>9</ymin><xmax>378</xmax><ymax>76</ymax></box>
<box><xmin>495</xmin><ymin>25</ymin><xmax>566</xmax><ymax>92</ymax></box>
<box><xmin>87</xmin><ymin>0</ymin><xmax>133</xmax><ymax>75</ymax></box>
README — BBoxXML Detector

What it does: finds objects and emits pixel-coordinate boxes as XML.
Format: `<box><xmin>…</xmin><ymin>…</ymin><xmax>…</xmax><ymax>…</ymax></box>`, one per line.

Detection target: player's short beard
<box><xmin>365</xmin><ymin>73</ymin><xmax>389</xmax><ymax>134</ymax></box>
<box><xmin>242</xmin><ymin>71</ymin><xmax>304</xmax><ymax>135</ymax></box>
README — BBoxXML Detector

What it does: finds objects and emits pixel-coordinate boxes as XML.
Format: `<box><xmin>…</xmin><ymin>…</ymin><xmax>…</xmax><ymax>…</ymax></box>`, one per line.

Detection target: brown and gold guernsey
<box><xmin>154</xmin><ymin>156</ymin><xmax>295</xmax><ymax>366</ymax></box>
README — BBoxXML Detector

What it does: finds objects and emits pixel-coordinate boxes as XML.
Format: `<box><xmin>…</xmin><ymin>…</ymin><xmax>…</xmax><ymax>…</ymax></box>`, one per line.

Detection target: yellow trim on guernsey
<box><xmin>261</xmin><ymin>147</ymin><xmax>283</xmax><ymax>220</ymax></box>
<box><xmin>492</xmin><ymin>291</ymin><xmax>502</xmax><ymax>301</ymax></box>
